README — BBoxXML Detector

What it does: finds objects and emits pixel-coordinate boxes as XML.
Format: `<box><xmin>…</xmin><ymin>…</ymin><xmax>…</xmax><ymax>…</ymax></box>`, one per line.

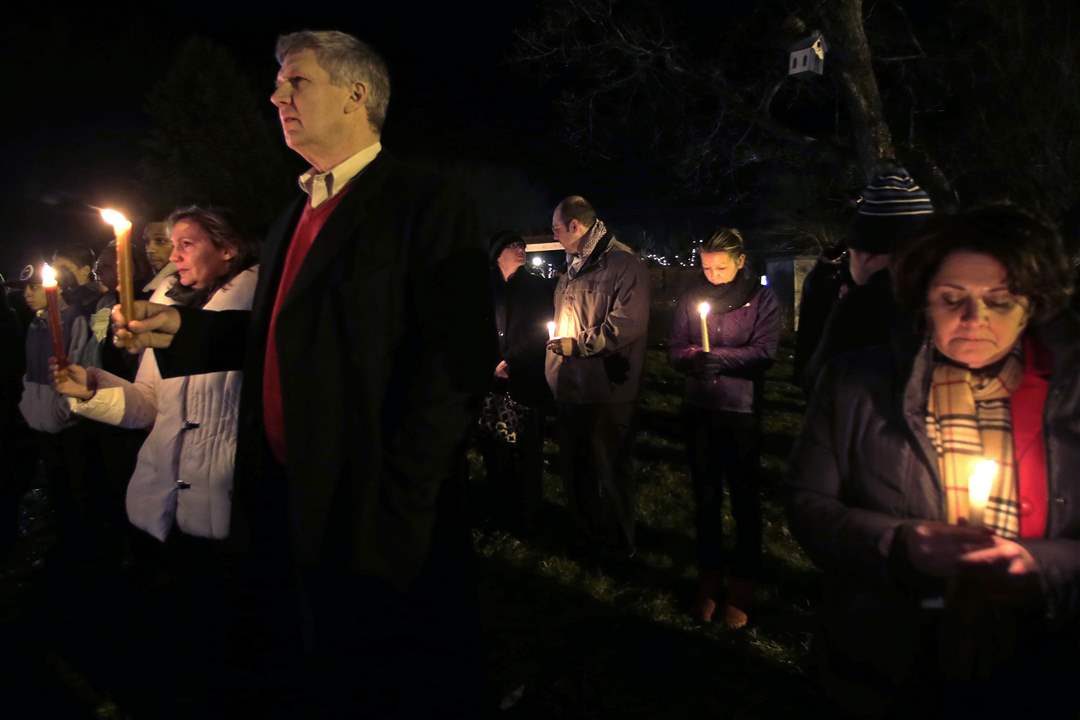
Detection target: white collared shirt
<box><xmin>298</xmin><ymin>142</ymin><xmax>383</xmax><ymax>208</ymax></box>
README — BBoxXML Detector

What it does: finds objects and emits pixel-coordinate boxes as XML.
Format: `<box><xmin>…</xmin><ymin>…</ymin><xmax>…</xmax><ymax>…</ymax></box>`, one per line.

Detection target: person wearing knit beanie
<box><xmin>847</xmin><ymin>164</ymin><xmax>934</xmax><ymax>285</ymax></box>
<box><xmin>801</xmin><ymin>164</ymin><xmax>934</xmax><ymax>392</ymax></box>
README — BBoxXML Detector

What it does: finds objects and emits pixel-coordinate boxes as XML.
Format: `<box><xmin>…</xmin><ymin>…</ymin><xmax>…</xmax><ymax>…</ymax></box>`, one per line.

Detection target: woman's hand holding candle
<box><xmin>50</xmin><ymin>359</ymin><xmax>94</xmax><ymax>401</ymax></box>
<box><xmin>956</xmin><ymin>535</ymin><xmax>1041</xmax><ymax>606</ymax></box>
<box><xmin>891</xmin><ymin>521</ymin><xmax>993</xmax><ymax>580</ymax></box>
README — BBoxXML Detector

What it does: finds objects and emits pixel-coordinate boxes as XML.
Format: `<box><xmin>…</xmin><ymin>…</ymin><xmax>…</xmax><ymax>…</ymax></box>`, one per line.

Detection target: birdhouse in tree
<box><xmin>788</xmin><ymin>32</ymin><xmax>828</xmax><ymax>77</ymax></box>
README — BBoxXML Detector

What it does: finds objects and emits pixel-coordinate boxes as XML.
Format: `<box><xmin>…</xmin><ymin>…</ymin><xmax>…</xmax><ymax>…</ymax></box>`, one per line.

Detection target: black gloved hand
<box><xmin>691</xmin><ymin>350</ymin><xmax>723</xmax><ymax>377</ymax></box>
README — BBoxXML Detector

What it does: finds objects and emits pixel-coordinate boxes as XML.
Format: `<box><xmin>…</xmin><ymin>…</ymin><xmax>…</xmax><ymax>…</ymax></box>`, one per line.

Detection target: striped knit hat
<box><xmin>849</xmin><ymin>165</ymin><xmax>935</xmax><ymax>254</ymax></box>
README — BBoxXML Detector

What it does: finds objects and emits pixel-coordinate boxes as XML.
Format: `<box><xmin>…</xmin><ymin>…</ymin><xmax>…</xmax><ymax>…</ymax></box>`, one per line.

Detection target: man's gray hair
<box><xmin>276</xmin><ymin>30</ymin><xmax>391</xmax><ymax>134</ymax></box>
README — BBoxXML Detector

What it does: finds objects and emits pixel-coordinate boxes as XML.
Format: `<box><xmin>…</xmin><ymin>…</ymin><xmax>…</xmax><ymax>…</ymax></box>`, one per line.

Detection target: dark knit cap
<box><xmin>489</xmin><ymin>230</ymin><xmax>524</xmax><ymax>264</ymax></box>
<box><xmin>849</xmin><ymin>165</ymin><xmax>935</xmax><ymax>254</ymax></box>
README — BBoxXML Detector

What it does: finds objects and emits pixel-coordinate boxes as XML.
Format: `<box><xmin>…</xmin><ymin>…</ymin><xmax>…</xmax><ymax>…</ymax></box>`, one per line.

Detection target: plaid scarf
<box><xmin>925</xmin><ymin>345</ymin><xmax>1024</xmax><ymax>538</ymax></box>
<box><xmin>567</xmin><ymin>219</ymin><xmax>608</xmax><ymax>279</ymax></box>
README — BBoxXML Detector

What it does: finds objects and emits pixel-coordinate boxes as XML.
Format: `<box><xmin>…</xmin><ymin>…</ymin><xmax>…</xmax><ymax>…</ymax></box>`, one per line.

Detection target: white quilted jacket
<box><xmin>71</xmin><ymin>267</ymin><xmax>258</xmax><ymax>541</ymax></box>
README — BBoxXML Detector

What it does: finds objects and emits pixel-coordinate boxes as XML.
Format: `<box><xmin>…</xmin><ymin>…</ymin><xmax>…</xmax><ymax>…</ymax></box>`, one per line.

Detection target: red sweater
<box><xmin>262</xmin><ymin>190</ymin><xmax>350</xmax><ymax>464</ymax></box>
<box><xmin>1011</xmin><ymin>335</ymin><xmax>1053</xmax><ymax>538</ymax></box>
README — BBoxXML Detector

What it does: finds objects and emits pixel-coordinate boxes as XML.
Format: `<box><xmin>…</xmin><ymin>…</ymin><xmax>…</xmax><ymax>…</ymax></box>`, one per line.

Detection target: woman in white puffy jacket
<box><xmin>53</xmin><ymin>206</ymin><xmax>257</xmax><ymax>542</ymax></box>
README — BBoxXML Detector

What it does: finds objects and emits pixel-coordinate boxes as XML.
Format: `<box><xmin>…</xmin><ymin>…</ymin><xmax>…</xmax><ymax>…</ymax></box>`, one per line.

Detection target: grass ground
<box><xmin>0</xmin><ymin>332</ymin><xmax>828</xmax><ymax>718</ymax></box>
<box><xmin>469</xmin><ymin>335</ymin><xmax>831</xmax><ymax>717</ymax></box>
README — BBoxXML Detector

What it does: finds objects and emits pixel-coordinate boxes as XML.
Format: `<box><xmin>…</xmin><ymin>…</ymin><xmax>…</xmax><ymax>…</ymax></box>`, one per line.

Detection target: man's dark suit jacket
<box><xmin>156</xmin><ymin>152</ymin><xmax>495</xmax><ymax>590</ymax></box>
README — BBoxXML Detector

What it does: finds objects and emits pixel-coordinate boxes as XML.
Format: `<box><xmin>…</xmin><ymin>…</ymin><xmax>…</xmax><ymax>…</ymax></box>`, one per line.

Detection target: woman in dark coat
<box><xmin>669</xmin><ymin>228</ymin><xmax>781</xmax><ymax>628</ymax></box>
<box><xmin>480</xmin><ymin>231</ymin><xmax>554</xmax><ymax>532</ymax></box>
<box><xmin>786</xmin><ymin>206</ymin><xmax>1080</xmax><ymax>717</ymax></box>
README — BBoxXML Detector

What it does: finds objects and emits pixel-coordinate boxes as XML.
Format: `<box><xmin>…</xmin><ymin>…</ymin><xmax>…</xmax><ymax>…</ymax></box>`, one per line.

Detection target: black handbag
<box><xmin>479</xmin><ymin>392</ymin><xmax>525</xmax><ymax>445</ymax></box>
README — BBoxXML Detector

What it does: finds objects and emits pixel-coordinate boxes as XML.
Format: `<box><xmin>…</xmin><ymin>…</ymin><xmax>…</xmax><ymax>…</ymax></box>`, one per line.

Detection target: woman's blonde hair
<box><xmin>701</xmin><ymin>228</ymin><xmax>746</xmax><ymax>257</ymax></box>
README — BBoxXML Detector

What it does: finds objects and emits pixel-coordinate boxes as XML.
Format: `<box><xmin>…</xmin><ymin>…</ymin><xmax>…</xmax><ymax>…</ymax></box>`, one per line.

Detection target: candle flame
<box><xmin>100</xmin><ymin>208</ymin><xmax>132</xmax><ymax>232</ymax></box>
<box><xmin>546</xmin><ymin>321</ymin><xmax>557</xmax><ymax>340</ymax></box>
<box><xmin>698</xmin><ymin>301</ymin><xmax>711</xmax><ymax>318</ymax></box>
<box><xmin>41</xmin><ymin>263</ymin><xmax>57</xmax><ymax>288</ymax></box>
<box><xmin>968</xmin><ymin>459</ymin><xmax>998</xmax><ymax>507</ymax></box>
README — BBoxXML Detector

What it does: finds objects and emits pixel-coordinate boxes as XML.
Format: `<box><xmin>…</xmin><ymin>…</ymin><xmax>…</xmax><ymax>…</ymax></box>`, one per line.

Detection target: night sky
<box><xmin>0</xmin><ymin>3</ymin><xmax>577</xmax><ymax>277</ymax></box>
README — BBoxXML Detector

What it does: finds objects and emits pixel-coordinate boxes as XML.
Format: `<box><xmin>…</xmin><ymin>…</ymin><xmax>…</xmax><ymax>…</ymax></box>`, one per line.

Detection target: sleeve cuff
<box><xmin>68</xmin><ymin>386</ymin><xmax>126</xmax><ymax>426</ymax></box>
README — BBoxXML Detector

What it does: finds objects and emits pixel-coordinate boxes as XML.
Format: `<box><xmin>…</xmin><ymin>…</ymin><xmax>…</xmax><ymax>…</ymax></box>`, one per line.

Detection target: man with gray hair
<box><xmin>546</xmin><ymin>195</ymin><xmax>650</xmax><ymax>558</ymax></box>
<box><xmin>114</xmin><ymin>29</ymin><xmax>493</xmax><ymax>717</ymax></box>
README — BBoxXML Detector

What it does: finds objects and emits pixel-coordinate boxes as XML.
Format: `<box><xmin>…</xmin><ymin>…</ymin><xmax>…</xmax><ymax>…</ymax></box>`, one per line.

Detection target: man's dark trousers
<box><xmin>557</xmin><ymin>402</ymin><xmax>637</xmax><ymax>551</ymax></box>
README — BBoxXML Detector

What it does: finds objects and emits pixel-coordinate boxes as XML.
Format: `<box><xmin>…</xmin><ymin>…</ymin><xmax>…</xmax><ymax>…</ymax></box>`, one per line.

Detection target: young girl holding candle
<box><xmin>667</xmin><ymin>228</ymin><xmax>781</xmax><ymax>628</ymax></box>
<box><xmin>18</xmin><ymin>263</ymin><xmax>92</xmax><ymax>434</ymax></box>
<box><xmin>17</xmin><ymin>260</ymin><xmax>96</xmax><ymax>562</ymax></box>
<box><xmin>786</xmin><ymin>206</ymin><xmax>1080</xmax><ymax>715</ymax></box>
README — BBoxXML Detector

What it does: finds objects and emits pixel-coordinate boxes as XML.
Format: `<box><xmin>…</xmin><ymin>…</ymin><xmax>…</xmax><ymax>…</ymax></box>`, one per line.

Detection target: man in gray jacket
<box><xmin>546</xmin><ymin>196</ymin><xmax>650</xmax><ymax>557</ymax></box>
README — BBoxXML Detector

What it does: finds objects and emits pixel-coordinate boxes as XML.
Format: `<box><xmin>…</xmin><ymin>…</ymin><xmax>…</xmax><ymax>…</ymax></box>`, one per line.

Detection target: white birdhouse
<box><xmin>788</xmin><ymin>32</ymin><xmax>828</xmax><ymax>77</ymax></box>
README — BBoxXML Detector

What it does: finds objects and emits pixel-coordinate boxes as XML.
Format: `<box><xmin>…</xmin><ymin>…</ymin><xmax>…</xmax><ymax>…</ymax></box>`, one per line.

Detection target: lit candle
<box><xmin>101</xmin><ymin>209</ymin><xmax>134</xmax><ymax>334</ymax></box>
<box><xmin>41</xmin><ymin>264</ymin><xmax>67</xmax><ymax>368</ymax></box>
<box><xmin>547</xmin><ymin>321</ymin><xmax>557</xmax><ymax>341</ymax></box>
<box><xmin>697</xmin><ymin>302</ymin><xmax>711</xmax><ymax>353</ymax></box>
<box><xmin>967</xmin><ymin>459</ymin><xmax>998</xmax><ymax>528</ymax></box>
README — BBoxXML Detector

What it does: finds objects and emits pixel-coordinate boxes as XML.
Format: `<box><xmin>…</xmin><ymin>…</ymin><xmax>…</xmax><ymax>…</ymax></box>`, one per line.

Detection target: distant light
<box><xmin>760</xmin><ymin>275</ymin><xmax>768</xmax><ymax>286</ymax></box>
<box><xmin>532</xmin><ymin>256</ymin><xmax>543</xmax><ymax>267</ymax></box>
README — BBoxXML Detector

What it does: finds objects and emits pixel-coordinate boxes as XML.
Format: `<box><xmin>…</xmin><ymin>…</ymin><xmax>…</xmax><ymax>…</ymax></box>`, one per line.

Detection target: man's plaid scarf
<box><xmin>925</xmin><ymin>345</ymin><xmax>1024</xmax><ymax>538</ymax></box>
<box><xmin>567</xmin><ymin>219</ymin><xmax>608</xmax><ymax>279</ymax></box>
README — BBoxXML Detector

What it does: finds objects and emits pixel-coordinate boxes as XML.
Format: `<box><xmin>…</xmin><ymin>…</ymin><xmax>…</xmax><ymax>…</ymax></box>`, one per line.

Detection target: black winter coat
<box><xmin>492</xmin><ymin>266</ymin><xmax>554</xmax><ymax>408</ymax></box>
<box><xmin>786</xmin><ymin>311</ymin><xmax>1080</xmax><ymax>700</ymax></box>
<box><xmin>156</xmin><ymin>153</ymin><xmax>496</xmax><ymax>590</ymax></box>
<box><xmin>802</xmin><ymin>268</ymin><xmax>896</xmax><ymax>394</ymax></box>
<box><xmin>793</xmin><ymin>255</ymin><xmax>850</xmax><ymax>388</ymax></box>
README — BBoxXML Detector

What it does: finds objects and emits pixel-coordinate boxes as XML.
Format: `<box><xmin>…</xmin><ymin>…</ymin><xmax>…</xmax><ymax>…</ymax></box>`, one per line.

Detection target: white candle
<box><xmin>697</xmin><ymin>302</ymin><xmax>711</xmax><ymax>353</ymax></box>
<box><xmin>968</xmin><ymin>459</ymin><xmax>998</xmax><ymax>528</ymax></box>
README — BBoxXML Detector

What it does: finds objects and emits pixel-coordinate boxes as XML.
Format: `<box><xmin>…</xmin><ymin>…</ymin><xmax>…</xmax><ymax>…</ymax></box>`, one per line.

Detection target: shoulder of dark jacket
<box><xmin>601</xmin><ymin>241</ymin><xmax>646</xmax><ymax>271</ymax></box>
<box><xmin>372</xmin><ymin>152</ymin><xmax>469</xmax><ymax>206</ymax></box>
<box><xmin>821</xmin><ymin>343</ymin><xmax>907</xmax><ymax>398</ymax></box>
<box><xmin>1032</xmin><ymin>309</ymin><xmax>1080</xmax><ymax>372</ymax></box>
<box><xmin>752</xmin><ymin>284</ymin><xmax>777</xmax><ymax>303</ymax></box>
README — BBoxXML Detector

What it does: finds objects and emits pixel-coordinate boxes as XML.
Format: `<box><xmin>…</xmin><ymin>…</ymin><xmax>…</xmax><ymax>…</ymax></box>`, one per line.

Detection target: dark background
<box><xmin>5</xmin><ymin>1</ymin><xmax>1079</xmax><ymax>277</ymax></box>
<box><xmin>0</xmin><ymin>3</ymin><xmax>576</xmax><ymax>277</ymax></box>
